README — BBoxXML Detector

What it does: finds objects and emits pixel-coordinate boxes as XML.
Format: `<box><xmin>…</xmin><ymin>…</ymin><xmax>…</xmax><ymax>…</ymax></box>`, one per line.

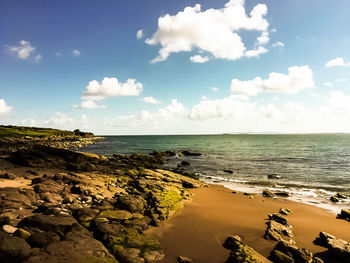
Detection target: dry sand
<box><xmin>146</xmin><ymin>184</ymin><xmax>350</xmax><ymax>263</ymax></box>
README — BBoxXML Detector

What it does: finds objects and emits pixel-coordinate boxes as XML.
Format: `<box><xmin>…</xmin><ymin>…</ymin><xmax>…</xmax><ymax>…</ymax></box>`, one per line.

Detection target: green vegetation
<box><xmin>0</xmin><ymin>125</ymin><xmax>94</xmax><ymax>138</ymax></box>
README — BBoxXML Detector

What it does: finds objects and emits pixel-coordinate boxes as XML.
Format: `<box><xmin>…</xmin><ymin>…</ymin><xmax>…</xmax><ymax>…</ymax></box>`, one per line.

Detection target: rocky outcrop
<box><xmin>0</xmin><ymin>231</ymin><xmax>31</xmax><ymax>263</ymax></box>
<box><xmin>337</xmin><ymin>209</ymin><xmax>350</xmax><ymax>221</ymax></box>
<box><xmin>269</xmin><ymin>240</ymin><xmax>323</xmax><ymax>263</ymax></box>
<box><xmin>223</xmin><ymin>235</ymin><xmax>272</xmax><ymax>263</ymax></box>
<box><xmin>264</xmin><ymin>212</ymin><xmax>294</xmax><ymax>242</ymax></box>
<box><xmin>314</xmin><ymin>232</ymin><xmax>350</xmax><ymax>263</ymax></box>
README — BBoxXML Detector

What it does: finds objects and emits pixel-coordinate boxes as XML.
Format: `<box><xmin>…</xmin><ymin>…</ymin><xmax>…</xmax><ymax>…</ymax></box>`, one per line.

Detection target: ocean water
<box><xmin>81</xmin><ymin>134</ymin><xmax>350</xmax><ymax>213</ymax></box>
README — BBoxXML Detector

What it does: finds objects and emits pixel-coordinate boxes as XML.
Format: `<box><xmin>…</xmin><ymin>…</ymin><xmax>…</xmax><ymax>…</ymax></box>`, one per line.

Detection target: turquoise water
<box><xmin>81</xmin><ymin>134</ymin><xmax>350</xmax><ymax>212</ymax></box>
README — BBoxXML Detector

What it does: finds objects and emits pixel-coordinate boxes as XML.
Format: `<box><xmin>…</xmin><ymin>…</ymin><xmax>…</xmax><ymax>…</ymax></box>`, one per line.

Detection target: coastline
<box><xmin>146</xmin><ymin>184</ymin><xmax>350</xmax><ymax>263</ymax></box>
<box><xmin>0</xmin><ymin>141</ymin><xmax>349</xmax><ymax>262</ymax></box>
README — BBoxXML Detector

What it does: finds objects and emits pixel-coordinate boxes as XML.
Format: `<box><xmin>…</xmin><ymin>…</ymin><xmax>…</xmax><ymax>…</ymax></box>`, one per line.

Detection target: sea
<box><xmin>80</xmin><ymin>134</ymin><xmax>350</xmax><ymax>213</ymax></box>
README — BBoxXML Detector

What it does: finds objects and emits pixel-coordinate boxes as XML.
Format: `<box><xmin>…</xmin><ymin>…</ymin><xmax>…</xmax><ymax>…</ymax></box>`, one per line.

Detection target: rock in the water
<box><xmin>263</xmin><ymin>189</ymin><xmax>274</xmax><ymax>197</ymax></box>
<box><xmin>181</xmin><ymin>151</ymin><xmax>202</xmax><ymax>156</ymax></box>
<box><xmin>336</xmin><ymin>193</ymin><xmax>347</xmax><ymax>199</ymax></box>
<box><xmin>223</xmin><ymin>170</ymin><xmax>233</xmax><ymax>174</ymax></box>
<box><xmin>180</xmin><ymin>161</ymin><xmax>190</xmax><ymax>166</ymax></box>
<box><xmin>0</xmin><ymin>231</ymin><xmax>31</xmax><ymax>263</ymax></box>
<box><xmin>268</xmin><ymin>174</ymin><xmax>282</xmax><ymax>179</ymax></box>
<box><xmin>330</xmin><ymin>196</ymin><xmax>339</xmax><ymax>202</ymax></box>
<box><xmin>274</xmin><ymin>192</ymin><xmax>290</xmax><ymax>197</ymax></box>
<box><xmin>177</xmin><ymin>256</ymin><xmax>194</xmax><ymax>263</ymax></box>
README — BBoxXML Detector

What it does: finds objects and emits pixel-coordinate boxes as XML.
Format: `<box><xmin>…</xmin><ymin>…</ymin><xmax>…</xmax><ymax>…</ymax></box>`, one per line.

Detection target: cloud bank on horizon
<box><xmin>1</xmin><ymin>0</ymin><xmax>350</xmax><ymax>134</ymax></box>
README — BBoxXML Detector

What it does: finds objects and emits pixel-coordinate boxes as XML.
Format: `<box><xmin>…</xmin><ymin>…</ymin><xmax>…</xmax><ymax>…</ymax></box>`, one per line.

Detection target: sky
<box><xmin>1</xmin><ymin>0</ymin><xmax>350</xmax><ymax>135</ymax></box>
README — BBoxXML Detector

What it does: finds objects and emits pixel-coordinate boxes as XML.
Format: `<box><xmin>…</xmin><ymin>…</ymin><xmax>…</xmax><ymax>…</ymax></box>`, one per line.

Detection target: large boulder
<box><xmin>314</xmin><ymin>232</ymin><xmax>350</xmax><ymax>262</ymax></box>
<box><xmin>0</xmin><ymin>231</ymin><xmax>31</xmax><ymax>263</ymax></box>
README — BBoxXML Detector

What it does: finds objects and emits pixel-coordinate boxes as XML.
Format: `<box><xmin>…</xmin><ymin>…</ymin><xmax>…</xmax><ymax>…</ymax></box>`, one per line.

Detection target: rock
<box><xmin>270</xmin><ymin>213</ymin><xmax>289</xmax><ymax>226</ymax></box>
<box><xmin>0</xmin><ymin>171</ymin><xmax>16</xmax><ymax>179</ymax></box>
<box><xmin>314</xmin><ymin>232</ymin><xmax>350</xmax><ymax>262</ymax></box>
<box><xmin>177</xmin><ymin>256</ymin><xmax>194</xmax><ymax>263</ymax></box>
<box><xmin>279</xmin><ymin>208</ymin><xmax>293</xmax><ymax>215</ymax></box>
<box><xmin>18</xmin><ymin>214</ymin><xmax>77</xmax><ymax>235</ymax></box>
<box><xmin>181</xmin><ymin>151</ymin><xmax>202</xmax><ymax>156</ymax></box>
<box><xmin>3</xmin><ymin>224</ymin><xmax>18</xmax><ymax>234</ymax></box>
<box><xmin>113</xmin><ymin>246</ymin><xmax>144</xmax><ymax>263</ymax></box>
<box><xmin>0</xmin><ymin>216</ymin><xmax>10</xmax><ymax>226</ymax></box>
<box><xmin>336</xmin><ymin>193</ymin><xmax>347</xmax><ymax>199</ymax></box>
<box><xmin>223</xmin><ymin>236</ymin><xmax>271</xmax><ymax>263</ymax></box>
<box><xmin>117</xmin><ymin>195</ymin><xmax>146</xmax><ymax>214</ymax></box>
<box><xmin>273</xmin><ymin>241</ymin><xmax>314</xmax><ymax>263</ymax></box>
<box><xmin>0</xmin><ymin>231</ymin><xmax>31</xmax><ymax>263</ymax></box>
<box><xmin>224</xmin><ymin>170</ymin><xmax>233</xmax><ymax>174</ymax></box>
<box><xmin>13</xmin><ymin>228</ymin><xmax>31</xmax><ymax>240</ymax></box>
<box><xmin>143</xmin><ymin>250</ymin><xmax>164</xmax><ymax>263</ymax></box>
<box><xmin>268</xmin><ymin>174</ymin><xmax>282</xmax><ymax>179</ymax></box>
<box><xmin>28</xmin><ymin>231</ymin><xmax>60</xmax><ymax>248</ymax></box>
<box><xmin>269</xmin><ymin>250</ymin><xmax>294</xmax><ymax>263</ymax></box>
<box><xmin>330</xmin><ymin>196</ymin><xmax>339</xmax><ymax>202</ymax></box>
<box><xmin>263</xmin><ymin>189</ymin><xmax>275</xmax><ymax>197</ymax></box>
<box><xmin>99</xmin><ymin>210</ymin><xmax>132</xmax><ymax>221</ymax></box>
<box><xmin>180</xmin><ymin>161</ymin><xmax>190</xmax><ymax>166</ymax></box>
<box><xmin>274</xmin><ymin>192</ymin><xmax>290</xmax><ymax>197</ymax></box>
<box><xmin>264</xmin><ymin>220</ymin><xmax>294</xmax><ymax>241</ymax></box>
<box><xmin>337</xmin><ymin>209</ymin><xmax>350</xmax><ymax>220</ymax></box>
<box><xmin>74</xmin><ymin>208</ymin><xmax>97</xmax><ymax>223</ymax></box>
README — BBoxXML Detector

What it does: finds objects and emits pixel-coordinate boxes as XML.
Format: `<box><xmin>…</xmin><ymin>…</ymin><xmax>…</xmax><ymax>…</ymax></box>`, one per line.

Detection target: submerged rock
<box><xmin>180</xmin><ymin>151</ymin><xmax>202</xmax><ymax>156</ymax></box>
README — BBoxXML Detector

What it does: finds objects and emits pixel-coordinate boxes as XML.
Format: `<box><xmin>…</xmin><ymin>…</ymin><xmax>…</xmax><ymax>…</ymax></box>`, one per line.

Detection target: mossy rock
<box><xmin>226</xmin><ymin>242</ymin><xmax>257</xmax><ymax>263</ymax></box>
<box><xmin>99</xmin><ymin>210</ymin><xmax>132</xmax><ymax>221</ymax></box>
<box><xmin>108</xmin><ymin>228</ymin><xmax>161</xmax><ymax>256</ymax></box>
<box><xmin>270</xmin><ymin>250</ymin><xmax>294</xmax><ymax>263</ymax></box>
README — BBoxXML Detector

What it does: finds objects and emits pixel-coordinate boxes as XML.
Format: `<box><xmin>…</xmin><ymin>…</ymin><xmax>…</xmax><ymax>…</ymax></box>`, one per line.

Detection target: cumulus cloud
<box><xmin>325</xmin><ymin>57</ymin><xmax>350</xmax><ymax>68</ymax></box>
<box><xmin>73</xmin><ymin>49</ymin><xmax>81</xmax><ymax>57</ymax></box>
<box><xmin>335</xmin><ymin>78</ymin><xmax>347</xmax><ymax>83</ymax></box>
<box><xmin>73</xmin><ymin>100</ymin><xmax>106</xmax><ymax>109</ymax></box>
<box><xmin>190</xmin><ymin>55</ymin><xmax>209</xmax><ymax>63</ymax></box>
<box><xmin>210</xmin><ymin>87</ymin><xmax>219</xmax><ymax>91</ymax></box>
<box><xmin>188</xmin><ymin>95</ymin><xmax>254</xmax><ymax>120</ymax></box>
<box><xmin>0</xmin><ymin>99</ymin><xmax>12</xmax><ymax>115</ymax></box>
<box><xmin>44</xmin><ymin>112</ymin><xmax>93</xmax><ymax>130</ymax></box>
<box><xmin>139</xmin><ymin>96</ymin><xmax>161</xmax><ymax>104</ymax></box>
<box><xmin>327</xmin><ymin>91</ymin><xmax>350</xmax><ymax>115</ymax></box>
<box><xmin>115</xmin><ymin>99</ymin><xmax>185</xmax><ymax>129</ymax></box>
<box><xmin>324</xmin><ymin>82</ymin><xmax>333</xmax><ymax>87</ymax></box>
<box><xmin>7</xmin><ymin>40</ymin><xmax>35</xmax><ymax>59</ymax></box>
<box><xmin>245</xmin><ymin>46</ymin><xmax>268</xmax><ymax>58</ymax></box>
<box><xmin>82</xmin><ymin>77</ymin><xmax>143</xmax><ymax>101</ymax></box>
<box><xmin>146</xmin><ymin>0</ymin><xmax>269</xmax><ymax>63</ymax></box>
<box><xmin>230</xmin><ymin>65</ymin><xmax>314</xmax><ymax>96</ymax></box>
<box><xmin>136</xmin><ymin>29</ymin><xmax>144</xmax><ymax>39</ymax></box>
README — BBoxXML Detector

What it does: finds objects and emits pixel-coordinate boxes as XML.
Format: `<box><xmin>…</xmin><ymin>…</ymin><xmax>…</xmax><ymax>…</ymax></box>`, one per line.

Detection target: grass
<box><xmin>0</xmin><ymin>125</ymin><xmax>94</xmax><ymax>138</ymax></box>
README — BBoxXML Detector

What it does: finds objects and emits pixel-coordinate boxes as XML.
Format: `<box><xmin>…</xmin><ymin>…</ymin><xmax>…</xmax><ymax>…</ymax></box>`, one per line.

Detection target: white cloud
<box><xmin>73</xmin><ymin>49</ymin><xmax>81</xmax><ymax>57</ymax></box>
<box><xmin>44</xmin><ymin>112</ymin><xmax>93</xmax><ymax>130</ymax></box>
<box><xmin>270</xmin><ymin>28</ymin><xmax>277</xmax><ymax>33</ymax></box>
<box><xmin>0</xmin><ymin>99</ymin><xmax>12</xmax><ymax>115</ymax></box>
<box><xmin>272</xmin><ymin>41</ymin><xmax>284</xmax><ymax>48</ymax></box>
<box><xmin>146</xmin><ymin>0</ymin><xmax>269</xmax><ymax>63</ymax></box>
<box><xmin>244</xmin><ymin>46</ymin><xmax>268</xmax><ymax>57</ymax></box>
<box><xmin>190</xmin><ymin>55</ymin><xmax>209</xmax><ymax>63</ymax></box>
<box><xmin>136</xmin><ymin>29</ymin><xmax>144</xmax><ymax>39</ymax></box>
<box><xmin>325</xmin><ymin>57</ymin><xmax>350</xmax><ymax>68</ymax></box>
<box><xmin>257</xmin><ymin>31</ymin><xmax>269</xmax><ymax>45</ymax></box>
<box><xmin>7</xmin><ymin>40</ymin><xmax>35</xmax><ymax>59</ymax></box>
<box><xmin>73</xmin><ymin>100</ymin><xmax>106</xmax><ymax>109</ymax></box>
<box><xmin>188</xmin><ymin>95</ymin><xmax>253</xmax><ymax>120</ymax></box>
<box><xmin>210</xmin><ymin>87</ymin><xmax>219</xmax><ymax>91</ymax></box>
<box><xmin>139</xmin><ymin>96</ymin><xmax>161</xmax><ymax>104</ymax></box>
<box><xmin>116</xmin><ymin>99</ymin><xmax>185</xmax><ymax>124</ymax></box>
<box><xmin>230</xmin><ymin>65</ymin><xmax>314</xmax><ymax>96</ymax></box>
<box><xmin>34</xmin><ymin>54</ymin><xmax>42</xmax><ymax>63</ymax></box>
<box><xmin>82</xmin><ymin>77</ymin><xmax>143</xmax><ymax>101</ymax></box>
<box><xmin>324</xmin><ymin>82</ymin><xmax>333</xmax><ymax>87</ymax></box>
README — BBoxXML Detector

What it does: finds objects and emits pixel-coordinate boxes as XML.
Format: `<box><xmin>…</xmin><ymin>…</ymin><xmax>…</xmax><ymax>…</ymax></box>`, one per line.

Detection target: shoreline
<box><xmin>146</xmin><ymin>184</ymin><xmax>350</xmax><ymax>263</ymax></box>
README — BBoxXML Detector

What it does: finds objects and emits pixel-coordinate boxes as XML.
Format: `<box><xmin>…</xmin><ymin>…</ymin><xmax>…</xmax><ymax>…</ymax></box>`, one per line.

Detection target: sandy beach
<box><xmin>147</xmin><ymin>184</ymin><xmax>350</xmax><ymax>263</ymax></box>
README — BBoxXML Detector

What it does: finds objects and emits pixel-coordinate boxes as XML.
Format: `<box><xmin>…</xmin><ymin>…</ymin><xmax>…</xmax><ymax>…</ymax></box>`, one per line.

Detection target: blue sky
<box><xmin>1</xmin><ymin>0</ymin><xmax>350</xmax><ymax>135</ymax></box>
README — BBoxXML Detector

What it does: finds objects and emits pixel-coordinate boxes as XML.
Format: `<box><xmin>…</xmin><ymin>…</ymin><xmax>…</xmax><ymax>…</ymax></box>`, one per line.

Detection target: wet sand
<box><xmin>146</xmin><ymin>184</ymin><xmax>350</xmax><ymax>263</ymax></box>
